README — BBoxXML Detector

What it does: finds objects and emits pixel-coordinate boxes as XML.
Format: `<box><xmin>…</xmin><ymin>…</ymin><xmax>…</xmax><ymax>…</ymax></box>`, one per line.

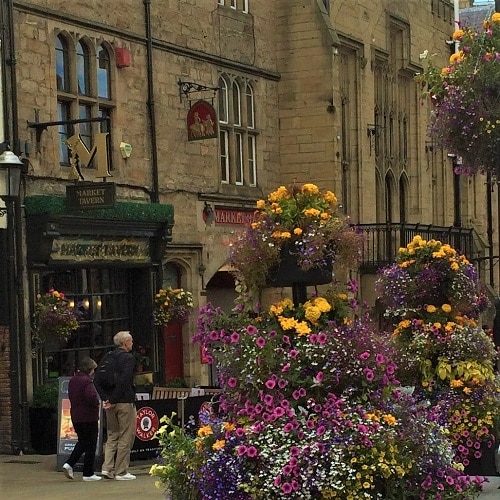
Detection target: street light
<box><xmin>0</xmin><ymin>147</ymin><xmax>28</xmax><ymax>454</ymax></box>
<box><xmin>0</xmin><ymin>149</ymin><xmax>23</xmax><ymax>201</ymax></box>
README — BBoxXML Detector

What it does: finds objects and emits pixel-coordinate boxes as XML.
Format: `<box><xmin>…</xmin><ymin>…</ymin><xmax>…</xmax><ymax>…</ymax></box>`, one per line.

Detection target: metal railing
<box><xmin>353</xmin><ymin>223</ymin><xmax>474</xmax><ymax>272</ymax></box>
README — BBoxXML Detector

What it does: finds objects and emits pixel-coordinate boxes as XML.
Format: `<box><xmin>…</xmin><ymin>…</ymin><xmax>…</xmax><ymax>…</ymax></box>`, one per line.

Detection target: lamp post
<box><xmin>0</xmin><ymin>148</ymin><xmax>29</xmax><ymax>454</ymax></box>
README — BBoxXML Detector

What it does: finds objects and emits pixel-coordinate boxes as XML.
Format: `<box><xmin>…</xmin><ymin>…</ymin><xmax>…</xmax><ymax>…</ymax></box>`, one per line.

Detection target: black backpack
<box><xmin>94</xmin><ymin>350</ymin><xmax>119</xmax><ymax>397</ymax></box>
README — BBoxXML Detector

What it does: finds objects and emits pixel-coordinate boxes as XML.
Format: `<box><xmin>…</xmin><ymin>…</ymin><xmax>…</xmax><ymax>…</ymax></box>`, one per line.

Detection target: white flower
<box><xmin>419</xmin><ymin>50</ymin><xmax>429</xmax><ymax>60</ymax></box>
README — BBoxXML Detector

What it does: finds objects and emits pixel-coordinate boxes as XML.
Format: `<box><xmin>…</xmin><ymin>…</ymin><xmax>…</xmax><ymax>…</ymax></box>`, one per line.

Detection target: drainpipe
<box><xmin>2</xmin><ymin>0</ymin><xmax>29</xmax><ymax>453</ymax></box>
<box><xmin>144</xmin><ymin>0</ymin><xmax>159</xmax><ymax>203</ymax></box>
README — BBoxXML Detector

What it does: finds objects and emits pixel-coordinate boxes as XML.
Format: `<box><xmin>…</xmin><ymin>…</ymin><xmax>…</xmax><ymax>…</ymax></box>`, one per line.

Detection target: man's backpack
<box><xmin>94</xmin><ymin>350</ymin><xmax>119</xmax><ymax>397</ymax></box>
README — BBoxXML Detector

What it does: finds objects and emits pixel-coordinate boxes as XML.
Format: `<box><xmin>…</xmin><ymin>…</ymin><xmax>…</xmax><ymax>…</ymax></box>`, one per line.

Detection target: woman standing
<box><xmin>62</xmin><ymin>357</ymin><xmax>102</xmax><ymax>481</ymax></box>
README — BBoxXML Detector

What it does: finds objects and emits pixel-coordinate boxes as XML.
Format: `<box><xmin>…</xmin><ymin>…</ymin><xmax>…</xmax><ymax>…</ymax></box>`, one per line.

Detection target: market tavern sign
<box><xmin>66</xmin><ymin>182</ymin><xmax>116</xmax><ymax>210</ymax></box>
<box><xmin>50</xmin><ymin>237</ymin><xmax>150</xmax><ymax>263</ymax></box>
<box><xmin>214</xmin><ymin>207</ymin><xmax>257</xmax><ymax>227</ymax></box>
<box><xmin>65</xmin><ymin>133</ymin><xmax>116</xmax><ymax>210</ymax></box>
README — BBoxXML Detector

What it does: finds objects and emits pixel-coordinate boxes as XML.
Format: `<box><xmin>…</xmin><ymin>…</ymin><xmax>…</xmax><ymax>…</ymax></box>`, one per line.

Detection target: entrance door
<box><xmin>163</xmin><ymin>323</ymin><xmax>183</xmax><ymax>382</ymax></box>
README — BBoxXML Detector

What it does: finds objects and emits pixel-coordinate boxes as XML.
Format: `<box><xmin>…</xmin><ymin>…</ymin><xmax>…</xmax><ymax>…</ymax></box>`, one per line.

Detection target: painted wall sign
<box><xmin>214</xmin><ymin>207</ymin><xmax>257</xmax><ymax>227</ymax></box>
<box><xmin>50</xmin><ymin>237</ymin><xmax>150</xmax><ymax>263</ymax></box>
<box><xmin>66</xmin><ymin>182</ymin><xmax>116</xmax><ymax>210</ymax></box>
<box><xmin>187</xmin><ymin>99</ymin><xmax>218</xmax><ymax>141</ymax></box>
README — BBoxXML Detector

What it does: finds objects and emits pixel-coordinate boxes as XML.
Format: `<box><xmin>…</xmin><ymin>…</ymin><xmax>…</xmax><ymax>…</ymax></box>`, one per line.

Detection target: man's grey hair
<box><xmin>114</xmin><ymin>330</ymin><xmax>132</xmax><ymax>347</ymax></box>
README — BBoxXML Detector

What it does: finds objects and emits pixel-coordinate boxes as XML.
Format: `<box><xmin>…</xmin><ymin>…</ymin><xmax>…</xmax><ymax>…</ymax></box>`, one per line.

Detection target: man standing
<box><xmin>94</xmin><ymin>330</ymin><xmax>137</xmax><ymax>480</ymax></box>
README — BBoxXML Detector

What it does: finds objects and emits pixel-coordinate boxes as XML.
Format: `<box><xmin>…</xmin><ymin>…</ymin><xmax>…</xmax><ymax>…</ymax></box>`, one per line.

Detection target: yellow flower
<box><xmin>303</xmin><ymin>207</ymin><xmax>320</xmax><ymax>218</ymax></box>
<box><xmin>450</xmin><ymin>262</ymin><xmax>459</xmax><ymax>271</ymax></box>
<box><xmin>312</xmin><ymin>297</ymin><xmax>331</xmax><ymax>313</ymax></box>
<box><xmin>426</xmin><ymin>305</ymin><xmax>437</xmax><ymax>313</ymax></box>
<box><xmin>295</xmin><ymin>321</ymin><xmax>312</xmax><ymax>336</ymax></box>
<box><xmin>441</xmin><ymin>304</ymin><xmax>452</xmax><ymax>313</ymax></box>
<box><xmin>324</xmin><ymin>190</ymin><xmax>337</xmax><ymax>206</ymax></box>
<box><xmin>492</xmin><ymin>12</ymin><xmax>500</xmax><ymax>24</ymax></box>
<box><xmin>305</xmin><ymin>305</ymin><xmax>321</xmax><ymax>324</ymax></box>
<box><xmin>197</xmin><ymin>425</ymin><xmax>213</xmax><ymax>437</ymax></box>
<box><xmin>301</xmin><ymin>183</ymin><xmax>320</xmax><ymax>195</ymax></box>
<box><xmin>383</xmin><ymin>414</ymin><xmax>397</xmax><ymax>425</ymax></box>
<box><xmin>222</xmin><ymin>421</ymin><xmax>235</xmax><ymax>432</ymax></box>
<box><xmin>450</xmin><ymin>379</ymin><xmax>463</xmax><ymax>388</ymax></box>
<box><xmin>452</xmin><ymin>28</ymin><xmax>464</xmax><ymax>40</ymax></box>
<box><xmin>398</xmin><ymin>319</ymin><xmax>411</xmax><ymax>328</ymax></box>
<box><xmin>212</xmin><ymin>439</ymin><xmax>225</xmax><ymax>450</ymax></box>
<box><xmin>293</xmin><ymin>227</ymin><xmax>303</xmax><ymax>235</ymax></box>
<box><xmin>256</xmin><ymin>199</ymin><xmax>265</xmax><ymax>209</ymax></box>
<box><xmin>279</xmin><ymin>316</ymin><xmax>297</xmax><ymax>330</ymax></box>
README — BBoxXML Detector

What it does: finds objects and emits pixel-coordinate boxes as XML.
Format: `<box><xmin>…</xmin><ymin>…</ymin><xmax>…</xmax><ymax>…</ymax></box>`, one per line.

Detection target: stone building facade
<box><xmin>0</xmin><ymin>0</ymin><xmax>496</xmax><ymax>453</ymax></box>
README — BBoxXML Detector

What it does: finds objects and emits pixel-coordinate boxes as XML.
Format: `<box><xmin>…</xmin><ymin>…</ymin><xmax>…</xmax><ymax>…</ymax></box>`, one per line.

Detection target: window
<box><xmin>56</xmin><ymin>34</ymin><xmax>114</xmax><ymax>169</ymax></box>
<box><xmin>218</xmin><ymin>0</ymin><xmax>248</xmax><ymax>13</ymax></box>
<box><xmin>218</xmin><ymin>75</ymin><xmax>257</xmax><ymax>186</ymax></box>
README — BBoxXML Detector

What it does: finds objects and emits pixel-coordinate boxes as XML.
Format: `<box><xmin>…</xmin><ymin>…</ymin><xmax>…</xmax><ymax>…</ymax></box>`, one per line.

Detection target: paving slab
<box><xmin>0</xmin><ymin>454</ymin><xmax>499</xmax><ymax>499</ymax></box>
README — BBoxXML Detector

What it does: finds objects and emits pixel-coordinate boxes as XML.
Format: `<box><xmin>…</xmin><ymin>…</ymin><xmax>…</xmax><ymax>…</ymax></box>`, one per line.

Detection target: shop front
<box><xmin>25</xmin><ymin>195</ymin><xmax>173</xmax><ymax>385</ymax></box>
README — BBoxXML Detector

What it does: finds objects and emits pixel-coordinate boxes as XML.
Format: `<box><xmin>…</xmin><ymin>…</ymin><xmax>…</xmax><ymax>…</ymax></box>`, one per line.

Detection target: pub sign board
<box><xmin>66</xmin><ymin>182</ymin><xmax>116</xmax><ymax>210</ymax></box>
<box><xmin>187</xmin><ymin>99</ymin><xmax>218</xmax><ymax>141</ymax></box>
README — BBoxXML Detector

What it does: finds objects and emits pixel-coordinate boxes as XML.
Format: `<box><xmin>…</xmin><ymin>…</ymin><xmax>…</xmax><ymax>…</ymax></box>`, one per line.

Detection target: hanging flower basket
<box><xmin>416</xmin><ymin>13</ymin><xmax>500</xmax><ymax>176</ymax></box>
<box><xmin>153</xmin><ymin>287</ymin><xmax>194</xmax><ymax>326</ymax></box>
<box><xmin>33</xmin><ymin>289</ymin><xmax>82</xmax><ymax>342</ymax></box>
<box><xmin>229</xmin><ymin>183</ymin><xmax>362</xmax><ymax>296</ymax></box>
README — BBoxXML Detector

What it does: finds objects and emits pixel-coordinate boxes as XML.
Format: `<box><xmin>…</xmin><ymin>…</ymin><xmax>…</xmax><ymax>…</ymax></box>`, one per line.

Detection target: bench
<box><xmin>151</xmin><ymin>387</ymin><xmax>191</xmax><ymax>400</ymax></box>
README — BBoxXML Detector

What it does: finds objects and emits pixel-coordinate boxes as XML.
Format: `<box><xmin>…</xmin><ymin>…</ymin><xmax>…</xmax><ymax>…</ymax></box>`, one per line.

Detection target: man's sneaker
<box><xmin>115</xmin><ymin>473</ymin><xmax>136</xmax><ymax>481</ymax></box>
<box><xmin>100</xmin><ymin>470</ymin><xmax>114</xmax><ymax>479</ymax></box>
<box><xmin>83</xmin><ymin>475</ymin><xmax>102</xmax><ymax>481</ymax></box>
<box><xmin>62</xmin><ymin>463</ymin><xmax>74</xmax><ymax>480</ymax></box>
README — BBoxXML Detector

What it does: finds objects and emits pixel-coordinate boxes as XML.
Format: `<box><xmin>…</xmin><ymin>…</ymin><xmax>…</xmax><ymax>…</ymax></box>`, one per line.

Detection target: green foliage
<box><xmin>24</xmin><ymin>195</ymin><xmax>174</xmax><ymax>223</ymax></box>
<box><xmin>31</xmin><ymin>382</ymin><xmax>59</xmax><ymax>409</ymax></box>
<box><xmin>150</xmin><ymin>413</ymin><xmax>202</xmax><ymax>500</ymax></box>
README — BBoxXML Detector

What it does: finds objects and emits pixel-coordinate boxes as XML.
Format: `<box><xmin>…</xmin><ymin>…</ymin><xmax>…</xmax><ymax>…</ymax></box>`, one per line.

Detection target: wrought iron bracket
<box><xmin>0</xmin><ymin>207</ymin><xmax>7</xmax><ymax>217</ymax></box>
<box><xmin>178</xmin><ymin>80</ymin><xmax>219</xmax><ymax>102</ymax></box>
<box><xmin>27</xmin><ymin>110</ymin><xmax>110</xmax><ymax>152</ymax></box>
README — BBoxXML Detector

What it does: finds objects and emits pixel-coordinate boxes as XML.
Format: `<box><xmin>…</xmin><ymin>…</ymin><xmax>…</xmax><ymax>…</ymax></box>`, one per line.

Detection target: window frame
<box><xmin>55</xmin><ymin>32</ymin><xmax>115</xmax><ymax>169</ymax></box>
<box><xmin>218</xmin><ymin>74</ymin><xmax>257</xmax><ymax>187</ymax></box>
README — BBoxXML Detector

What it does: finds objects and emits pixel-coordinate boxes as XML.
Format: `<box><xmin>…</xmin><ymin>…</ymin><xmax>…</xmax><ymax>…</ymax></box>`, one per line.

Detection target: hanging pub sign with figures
<box><xmin>187</xmin><ymin>100</ymin><xmax>218</xmax><ymax>141</ymax></box>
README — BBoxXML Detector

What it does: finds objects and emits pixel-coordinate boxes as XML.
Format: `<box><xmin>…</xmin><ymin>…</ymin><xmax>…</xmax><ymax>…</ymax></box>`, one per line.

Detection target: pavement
<box><xmin>0</xmin><ymin>454</ymin><xmax>163</xmax><ymax>499</ymax></box>
<box><xmin>0</xmin><ymin>454</ymin><xmax>499</xmax><ymax>499</ymax></box>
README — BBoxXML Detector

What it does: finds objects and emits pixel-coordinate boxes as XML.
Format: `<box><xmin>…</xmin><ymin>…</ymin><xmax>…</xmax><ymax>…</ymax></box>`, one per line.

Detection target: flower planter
<box><xmin>29</xmin><ymin>407</ymin><xmax>57</xmax><ymax>454</ymax></box>
<box><xmin>266</xmin><ymin>246</ymin><xmax>332</xmax><ymax>288</ymax></box>
<box><xmin>266</xmin><ymin>246</ymin><xmax>332</xmax><ymax>305</ymax></box>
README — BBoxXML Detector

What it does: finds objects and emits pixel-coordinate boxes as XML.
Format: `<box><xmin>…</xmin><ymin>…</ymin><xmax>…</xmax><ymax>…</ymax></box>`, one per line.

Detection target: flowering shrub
<box><xmin>416</xmin><ymin>12</ymin><xmax>500</xmax><ymax>175</ymax></box>
<box><xmin>153</xmin><ymin>287</ymin><xmax>194</xmax><ymax>326</ymax></box>
<box><xmin>33</xmin><ymin>289</ymin><xmax>81</xmax><ymax>342</ymax></box>
<box><xmin>229</xmin><ymin>183</ymin><xmax>361</xmax><ymax>294</ymax></box>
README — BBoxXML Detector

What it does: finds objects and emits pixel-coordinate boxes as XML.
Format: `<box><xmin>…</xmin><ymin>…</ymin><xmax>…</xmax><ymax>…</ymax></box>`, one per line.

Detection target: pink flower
<box><xmin>246</xmin><ymin>446</ymin><xmax>258</xmax><ymax>457</ymax></box>
<box><xmin>227</xmin><ymin>377</ymin><xmax>238</xmax><ymax>388</ymax></box>
<box><xmin>256</xmin><ymin>336</ymin><xmax>266</xmax><ymax>347</ymax></box>
<box><xmin>246</xmin><ymin>325</ymin><xmax>257</xmax><ymax>335</ymax></box>
<box><xmin>230</xmin><ymin>332</ymin><xmax>240</xmax><ymax>343</ymax></box>
<box><xmin>265</xmin><ymin>379</ymin><xmax>276</xmax><ymax>390</ymax></box>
